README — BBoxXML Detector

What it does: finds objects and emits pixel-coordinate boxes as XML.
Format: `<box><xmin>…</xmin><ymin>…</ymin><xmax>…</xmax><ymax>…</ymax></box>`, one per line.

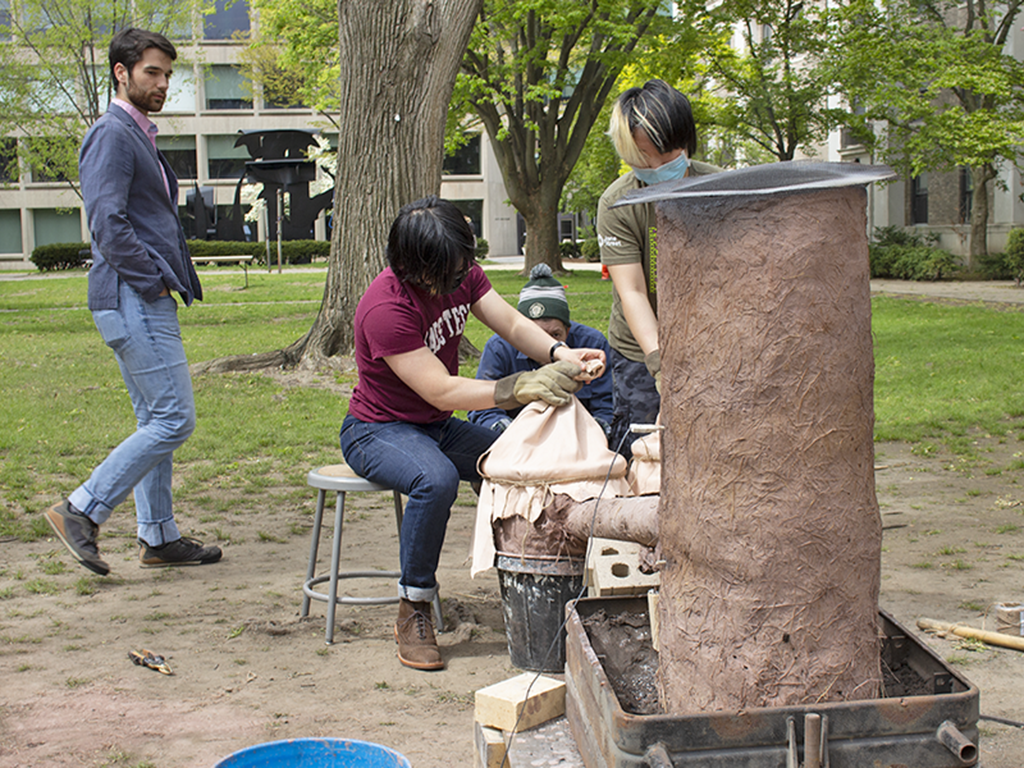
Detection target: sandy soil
<box><xmin>2</xmin><ymin>434</ymin><xmax>1023</xmax><ymax>767</ymax></box>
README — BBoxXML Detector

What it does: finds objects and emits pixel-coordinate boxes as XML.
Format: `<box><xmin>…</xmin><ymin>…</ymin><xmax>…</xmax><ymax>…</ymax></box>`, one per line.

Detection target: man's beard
<box><xmin>126</xmin><ymin>78</ymin><xmax>165</xmax><ymax>113</ymax></box>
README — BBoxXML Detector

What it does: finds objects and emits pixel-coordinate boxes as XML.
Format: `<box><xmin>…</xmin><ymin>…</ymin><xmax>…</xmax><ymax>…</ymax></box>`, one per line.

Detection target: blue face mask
<box><xmin>633</xmin><ymin>151</ymin><xmax>690</xmax><ymax>186</ymax></box>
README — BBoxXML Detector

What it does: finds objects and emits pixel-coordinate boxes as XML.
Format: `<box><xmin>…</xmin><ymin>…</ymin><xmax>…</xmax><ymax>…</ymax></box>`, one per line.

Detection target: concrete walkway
<box><xmin>2</xmin><ymin>260</ymin><xmax>1022</xmax><ymax>307</ymax></box>
<box><xmin>499</xmin><ymin>256</ymin><xmax>1024</xmax><ymax>307</ymax></box>
<box><xmin>869</xmin><ymin>278</ymin><xmax>1024</xmax><ymax>306</ymax></box>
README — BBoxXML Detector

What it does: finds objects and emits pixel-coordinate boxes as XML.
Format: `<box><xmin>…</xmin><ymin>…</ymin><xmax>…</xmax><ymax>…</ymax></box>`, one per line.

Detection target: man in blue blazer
<box><xmin>45</xmin><ymin>28</ymin><xmax>221</xmax><ymax>574</ymax></box>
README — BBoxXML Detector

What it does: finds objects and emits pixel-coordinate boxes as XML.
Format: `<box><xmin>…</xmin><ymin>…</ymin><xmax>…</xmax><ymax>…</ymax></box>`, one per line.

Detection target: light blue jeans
<box><xmin>69</xmin><ymin>280</ymin><xmax>195</xmax><ymax>546</ymax></box>
<box><xmin>340</xmin><ymin>414</ymin><xmax>497</xmax><ymax>603</ymax></box>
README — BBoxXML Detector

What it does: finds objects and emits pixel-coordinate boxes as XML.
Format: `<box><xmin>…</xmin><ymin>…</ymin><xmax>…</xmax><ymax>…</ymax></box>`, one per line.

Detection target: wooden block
<box><xmin>474</xmin><ymin>721</ymin><xmax>507</xmax><ymax>768</ymax></box>
<box><xmin>648</xmin><ymin>589</ymin><xmax>660</xmax><ymax>653</ymax></box>
<box><xmin>475</xmin><ymin>672</ymin><xmax>566</xmax><ymax>733</ymax></box>
<box><xmin>589</xmin><ymin>538</ymin><xmax>660</xmax><ymax>596</ymax></box>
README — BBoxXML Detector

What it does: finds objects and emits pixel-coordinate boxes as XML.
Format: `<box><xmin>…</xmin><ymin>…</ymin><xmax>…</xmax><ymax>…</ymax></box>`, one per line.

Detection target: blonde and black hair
<box><xmin>608</xmin><ymin>79</ymin><xmax>697</xmax><ymax>168</ymax></box>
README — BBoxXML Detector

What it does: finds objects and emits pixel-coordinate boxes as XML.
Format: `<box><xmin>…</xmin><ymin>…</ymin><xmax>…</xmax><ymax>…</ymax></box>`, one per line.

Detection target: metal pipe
<box><xmin>804</xmin><ymin>713</ymin><xmax>821</xmax><ymax>768</ymax></box>
<box><xmin>936</xmin><ymin>720</ymin><xmax>978</xmax><ymax>763</ymax></box>
<box><xmin>643</xmin><ymin>741</ymin><xmax>673</xmax><ymax>768</ymax></box>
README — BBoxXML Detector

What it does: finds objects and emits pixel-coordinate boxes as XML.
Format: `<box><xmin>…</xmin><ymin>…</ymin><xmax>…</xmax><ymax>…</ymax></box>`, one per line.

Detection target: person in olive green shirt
<box><xmin>596</xmin><ymin>79</ymin><xmax>719</xmax><ymax>457</ymax></box>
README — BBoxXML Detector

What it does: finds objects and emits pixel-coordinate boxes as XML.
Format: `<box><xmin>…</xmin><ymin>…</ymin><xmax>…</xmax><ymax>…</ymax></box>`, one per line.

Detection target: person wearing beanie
<box><xmin>469</xmin><ymin>264</ymin><xmax>615</xmax><ymax>442</ymax></box>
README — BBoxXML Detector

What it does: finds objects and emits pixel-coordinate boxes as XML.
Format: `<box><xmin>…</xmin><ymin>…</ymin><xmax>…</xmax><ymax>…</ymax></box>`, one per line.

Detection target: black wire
<box><xmin>497</xmin><ymin>428</ymin><xmax>635</xmax><ymax>768</ymax></box>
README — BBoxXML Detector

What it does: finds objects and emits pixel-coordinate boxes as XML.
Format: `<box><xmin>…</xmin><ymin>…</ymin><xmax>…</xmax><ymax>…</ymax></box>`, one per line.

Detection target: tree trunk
<box><xmin>193</xmin><ymin>0</ymin><xmax>482</xmax><ymax>373</ymax></box>
<box><xmin>968</xmin><ymin>164</ymin><xmax>995</xmax><ymax>269</ymax></box>
<box><xmin>655</xmin><ymin>186</ymin><xmax>883</xmax><ymax>715</ymax></box>
<box><xmin>302</xmin><ymin>0</ymin><xmax>483</xmax><ymax>363</ymax></box>
<box><xmin>520</xmin><ymin>190</ymin><xmax>566</xmax><ymax>275</ymax></box>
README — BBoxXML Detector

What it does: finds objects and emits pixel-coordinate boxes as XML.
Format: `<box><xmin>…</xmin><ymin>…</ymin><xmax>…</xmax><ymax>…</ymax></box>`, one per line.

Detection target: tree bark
<box><xmin>195</xmin><ymin>0</ymin><xmax>482</xmax><ymax>372</ymax></box>
<box><xmin>655</xmin><ymin>186</ymin><xmax>883</xmax><ymax>715</ymax></box>
<box><xmin>968</xmin><ymin>163</ymin><xmax>995</xmax><ymax>268</ymax></box>
<box><xmin>304</xmin><ymin>0</ymin><xmax>483</xmax><ymax>363</ymax></box>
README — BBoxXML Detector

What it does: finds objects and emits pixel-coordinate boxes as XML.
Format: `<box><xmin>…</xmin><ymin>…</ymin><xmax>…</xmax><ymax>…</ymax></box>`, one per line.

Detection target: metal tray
<box><xmin>565</xmin><ymin>596</ymin><xmax>979</xmax><ymax>767</ymax></box>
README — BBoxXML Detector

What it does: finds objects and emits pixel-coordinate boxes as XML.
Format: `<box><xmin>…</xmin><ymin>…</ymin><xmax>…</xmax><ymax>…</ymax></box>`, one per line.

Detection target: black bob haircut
<box><xmin>387</xmin><ymin>196</ymin><xmax>476</xmax><ymax>295</ymax></box>
<box><xmin>617</xmin><ymin>79</ymin><xmax>697</xmax><ymax>158</ymax></box>
<box><xmin>109</xmin><ymin>28</ymin><xmax>177</xmax><ymax>90</ymax></box>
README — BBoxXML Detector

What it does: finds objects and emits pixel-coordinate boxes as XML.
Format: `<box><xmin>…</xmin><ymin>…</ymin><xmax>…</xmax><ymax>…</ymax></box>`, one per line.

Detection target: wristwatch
<box><xmin>549</xmin><ymin>341</ymin><xmax>567</xmax><ymax>363</ymax></box>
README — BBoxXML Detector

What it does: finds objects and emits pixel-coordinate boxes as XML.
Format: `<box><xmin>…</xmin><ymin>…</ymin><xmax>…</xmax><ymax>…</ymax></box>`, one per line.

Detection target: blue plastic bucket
<box><xmin>214</xmin><ymin>738</ymin><xmax>411</xmax><ymax>767</ymax></box>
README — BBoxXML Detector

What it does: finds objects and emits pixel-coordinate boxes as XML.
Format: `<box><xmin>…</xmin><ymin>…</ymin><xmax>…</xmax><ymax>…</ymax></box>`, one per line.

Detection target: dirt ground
<box><xmin>2</xmin><ymin>434</ymin><xmax>1023</xmax><ymax>768</ymax></box>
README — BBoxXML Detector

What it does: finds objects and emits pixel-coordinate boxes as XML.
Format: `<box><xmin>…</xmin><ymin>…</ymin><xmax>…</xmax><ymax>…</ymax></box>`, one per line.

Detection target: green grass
<box><xmin>872</xmin><ymin>296</ymin><xmax>1024</xmax><ymax>443</ymax></box>
<box><xmin>2</xmin><ymin>268</ymin><xmax>1024</xmax><ymax>541</ymax></box>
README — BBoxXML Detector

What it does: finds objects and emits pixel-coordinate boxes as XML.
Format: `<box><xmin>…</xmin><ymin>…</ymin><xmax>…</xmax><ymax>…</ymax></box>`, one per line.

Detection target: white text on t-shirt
<box><xmin>424</xmin><ymin>303</ymin><xmax>471</xmax><ymax>354</ymax></box>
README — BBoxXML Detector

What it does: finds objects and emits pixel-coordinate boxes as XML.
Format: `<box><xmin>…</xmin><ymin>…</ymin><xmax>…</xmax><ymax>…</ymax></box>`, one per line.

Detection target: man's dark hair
<box><xmin>109</xmin><ymin>28</ymin><xmax>177</xmax><ymax>89</ymax></box>
<box><xmin>387</xmin><ymin>196</ymin><xmax>476</xmax><ymax>295</ymax></box>
<box><xmin>618</xmin><ymin>79</ymin><xmax>697</xmax><ymax>158</ymax></box>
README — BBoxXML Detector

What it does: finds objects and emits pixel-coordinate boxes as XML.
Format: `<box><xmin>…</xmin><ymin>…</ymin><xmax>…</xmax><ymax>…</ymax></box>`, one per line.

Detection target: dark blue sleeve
<box><xmin>468</xmin><ymin>335</ymin><xmax>524</xmax><ymax>431</ymax></box>
<box><xmin>568</xmin><ymin>324</ymin><xmax>615</xmax><ymax>433</ymax></box>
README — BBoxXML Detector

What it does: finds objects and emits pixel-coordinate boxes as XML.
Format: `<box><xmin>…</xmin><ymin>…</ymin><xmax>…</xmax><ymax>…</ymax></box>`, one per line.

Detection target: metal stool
<box><xmin>301</xmin><ymin>463</ymin><xmax>444</xmax><ymax>644</ymax></box>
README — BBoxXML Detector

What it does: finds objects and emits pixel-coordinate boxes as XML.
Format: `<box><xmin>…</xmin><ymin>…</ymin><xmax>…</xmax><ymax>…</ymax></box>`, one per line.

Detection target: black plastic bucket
<box><xmin>496</xmin><ymin>554</ymin><xmax>585</xmax><ymax>673</ymax></box>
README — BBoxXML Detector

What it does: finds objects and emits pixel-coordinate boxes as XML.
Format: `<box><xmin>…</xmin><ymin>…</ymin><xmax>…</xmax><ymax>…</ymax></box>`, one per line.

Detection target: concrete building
<box><xmin>0</xmin><ymin>1</ymin><xmax>521</xmax><ymax>270</ymax></box>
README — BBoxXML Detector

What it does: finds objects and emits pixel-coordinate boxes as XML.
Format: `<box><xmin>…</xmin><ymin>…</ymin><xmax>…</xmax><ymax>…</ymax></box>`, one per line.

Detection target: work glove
<box><xmin>644</xmin><ymin>349</ymin><xmax>662</xmax><ymax>395</ymax></box>
<box><xmin>493</xmin><ymin>360</ymin><xmax>582</xmax><ymax>410</ymax></box>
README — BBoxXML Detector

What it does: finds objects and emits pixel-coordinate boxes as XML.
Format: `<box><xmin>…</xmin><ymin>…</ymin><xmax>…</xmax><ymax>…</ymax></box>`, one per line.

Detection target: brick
<box><xmin>475</xmin><ymin>672</ymin><xmax>566</xmax><ymax>733</ymax></box>
<box><xmin>587</xmin><ymin>538</ymin><xmax>660</xmax><ymax>596</ymax></box>
<box><xmin>474</xmin><ymin>721</ymin><xmax>507</xmax><ymax>768</ymax></box>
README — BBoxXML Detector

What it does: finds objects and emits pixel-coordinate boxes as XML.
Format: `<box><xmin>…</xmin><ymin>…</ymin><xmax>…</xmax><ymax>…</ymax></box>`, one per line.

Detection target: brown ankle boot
<box><xmin>394</xmin><ymin>598</ymin><xmax>443</xmax><ymax>670</ymax></box>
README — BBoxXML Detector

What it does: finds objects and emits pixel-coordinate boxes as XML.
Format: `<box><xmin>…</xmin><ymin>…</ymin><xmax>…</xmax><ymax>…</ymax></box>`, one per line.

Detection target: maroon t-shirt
<box><xmin>348</xmin><ymin>265</ymin><xmax>492</xmax><ymax>424</ymax></box>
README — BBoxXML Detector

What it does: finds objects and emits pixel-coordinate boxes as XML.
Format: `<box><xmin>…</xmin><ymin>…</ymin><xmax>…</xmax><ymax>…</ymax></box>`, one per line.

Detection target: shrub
<box><xmin>188</xmin><ymin>239</ymin><xmax>329</xmax><ymax>266</ymax></box>
<box><xmin>475</xmin><ymin>237</ymin><xmax>490</xmax><ymax>260</ymax></box>
<box><xmin>1005</xmin><ymin>229</ymin><xmax>1024</xmax><ymax>286</ymax></box>
<box><xmin>559</xmin><ymin>240</ymin><xmax>580</xmax><ymax>260</ymax></box>
<box><xmin>974</xmin><ymin>251</ymin><xmax>1014</xmax><ymax>281</ymax></box>
<box><xmin>868</xmin><ymin>226</ymin><xmax>961</xmax><ymax>281</ymax></box>
<box><xmin>30</xmin><ymin>242</ymin><xmax>90</xmax><ymax>272</ymax></box>
<box><xmin>580</xmin><ymin>237</ymin><xmax>600</xmax><ymax>262</ymax></box>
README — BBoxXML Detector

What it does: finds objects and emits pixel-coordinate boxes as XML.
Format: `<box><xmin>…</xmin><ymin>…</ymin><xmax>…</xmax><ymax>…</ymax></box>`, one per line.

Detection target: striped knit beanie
<box><xmin>517</xmin><ymin>264</ymin><xmax>570</xmax><ymax>325</ymax></box>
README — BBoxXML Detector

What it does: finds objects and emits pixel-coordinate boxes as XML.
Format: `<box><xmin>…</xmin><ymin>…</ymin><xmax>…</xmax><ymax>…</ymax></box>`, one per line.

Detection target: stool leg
<box><xmin>301</xmin><ymin>488</ymin><xmax>327</xmax><ymax>617</ymax></box>
<box><xmin>393</xmin><ymin>490</ymin><xmax>445</xmax><ymax>633</ymax></box>
<box><xmin>325</xmin><ymin>490</ymin><xmax>346</xmax><ymax>644</ymax></box>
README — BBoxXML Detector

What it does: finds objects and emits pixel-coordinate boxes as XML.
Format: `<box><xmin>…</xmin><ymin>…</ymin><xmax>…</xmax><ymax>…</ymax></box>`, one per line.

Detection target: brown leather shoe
<box><xmin>394</xmin><ymin>598</ymin><xmax>443</xmax><ymax>671</ymax></box>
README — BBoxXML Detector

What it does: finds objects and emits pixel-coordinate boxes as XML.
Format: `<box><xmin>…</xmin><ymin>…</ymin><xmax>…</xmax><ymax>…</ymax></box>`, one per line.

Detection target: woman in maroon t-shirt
<box><xmin>341</xmin><ymin>196</ymin><xmax>605</xmax><ymax>671</ymax></box>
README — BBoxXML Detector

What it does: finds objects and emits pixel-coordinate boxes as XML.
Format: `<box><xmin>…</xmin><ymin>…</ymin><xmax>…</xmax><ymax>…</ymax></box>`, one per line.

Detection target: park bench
<box><xmin>189</xmin><ymin>254</ymin><xmax>255</xmax><ymax>288</ymax></box>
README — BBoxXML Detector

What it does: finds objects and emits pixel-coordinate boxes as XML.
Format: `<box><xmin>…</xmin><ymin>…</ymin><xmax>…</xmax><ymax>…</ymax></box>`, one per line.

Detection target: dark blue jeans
<box><xmin>340</xmin><ymin>414</ymin><xmax>498</xmax><ymax>602</ymax></box>
<box><xmin>608</xmin><ymin>347</ymin><xmax>661</xmax><ymax>461</ymax></box>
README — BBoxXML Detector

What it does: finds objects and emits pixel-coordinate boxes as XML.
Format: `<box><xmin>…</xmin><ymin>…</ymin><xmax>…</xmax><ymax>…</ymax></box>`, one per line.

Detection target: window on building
<box><xmin>0</xmin><ymin>139</ymin><xmax>18</xmax><ymax>184</ymax></box>
<box><xmin>205</xmin><ymin>65</ymin><xmax>252</xmax><ymax>110</ymax></box>
<box><xmin>33</xmin><ymin>208</ymin><xmax>81</xmax><ymax>247</ymax></box>
<box><xmin>0</xmin><ymin>0</ymin><xmax>11</xmax><ymax>41</ymax></box>
<box><xmin>23</xmin><ymin>138</ymin><xmax>73</xmax><ymax>183</ymax></box>
<box><xmin>157</xmin><ymin>135</ymin><xmax>197</xmax><ymax>180</ymax></box>
<box><xmin>443</xmin><ymin>135</ymin><xmax>481</xmax><ymax>175</ymax></box>
<box><xmin>911</xmin><ymin>174</ymin><xmax>928</xmax><ymax>225</ymax></box>
<box><xmin>207</xmin><ymin>134</ymin><xmax>249</xmax><ymax>179</ymax></box>
<box><xmin>0</xmin><ymin>209</ymin><xmax>22</xmax><ymax>253</ymax></box>
<box><xmin>959</xmin><ymin>167</ymin><xmax>973</xmax><ymax>225</ymax></box>
<box><xmin>204</xmin><ymin>0</ymin><xmax>250</xmax><ymax>40</ymax></box>
<box><xmin>450</xmin><ymin>199</ymin><xmax>483</xmax><ymax>237</ymax></box>
<box><xmin>161</xmin><ymin>65</ymin><xmax>197</xmax><ymax>113</ymax></box>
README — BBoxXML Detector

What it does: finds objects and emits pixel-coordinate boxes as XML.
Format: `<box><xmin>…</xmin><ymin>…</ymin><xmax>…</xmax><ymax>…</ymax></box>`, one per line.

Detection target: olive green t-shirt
<box><xmin>597</xmin><ymin>160</ymin><xmax>720</xmax><ymax>362</ymax></box>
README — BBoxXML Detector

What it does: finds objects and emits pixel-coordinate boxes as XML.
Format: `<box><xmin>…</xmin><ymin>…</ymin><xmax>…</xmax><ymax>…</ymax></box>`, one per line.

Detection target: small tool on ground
<box><xmin>128</xmin><ymin>649</ymin><xmax>173</xmax><ymax>675</ymax></box>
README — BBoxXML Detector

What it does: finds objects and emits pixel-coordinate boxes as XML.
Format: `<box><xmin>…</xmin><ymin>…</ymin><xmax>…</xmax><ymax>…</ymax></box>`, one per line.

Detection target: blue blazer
<box><xmin>80</xmin><ymin>105</ymin><xmax>202</xmax><ymax>309</ymax></box>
